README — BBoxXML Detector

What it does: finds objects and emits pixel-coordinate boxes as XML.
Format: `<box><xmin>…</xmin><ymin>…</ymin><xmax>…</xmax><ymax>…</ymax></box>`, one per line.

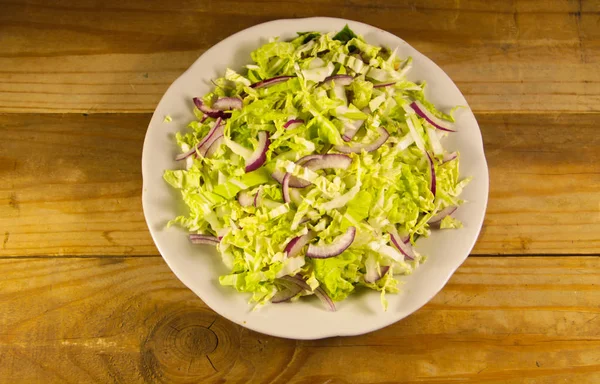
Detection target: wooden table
<box><xmin>1</xmin><ymin>1</ymin><xmax>599</xmax><ymax>382</ymax></box>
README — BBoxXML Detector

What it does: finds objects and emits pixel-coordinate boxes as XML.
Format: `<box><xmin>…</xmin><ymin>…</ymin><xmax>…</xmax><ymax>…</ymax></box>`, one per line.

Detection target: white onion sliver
<box><xmin>405</xmin><ymin>115</ymin><xmax>426</xmax><ymax>152</ymax></box>
<box><xmin>271</xmin><ymin>169</ymin><xmax>286</xmax><ymax>183</ymax></box>
<box><xmin>443</xmin><ymin>152</ymin><xmax>458</xmax><ymax>163</ymax></box>
<box><xmin>410</xmin><ymin>101</ymin><xmax>455</xmax><ymax>132</ymax></box>
<box><xmin>365</xmin><ymin>256</ymin><xmax>391</xmax><ymax>283</ymax></box>
<box><xmin>426</xmin><ymin>126</ymin><xmax>443</xmax><ymax>156</ymax></box>
<box><xmin>395</xmin><ymin>133</ymin><xmax>415</xmax><ymax>152</ymax></box>
<box><xmin>237</xmin><ymin>191</ymin><xmax>253</xmax><ymax>207</ymax></box>
<box><xmin>333</xmin><ymin>84</ymin><xmax>348</xmax><ymax>104</ymax></box>
<box><xmin>304</xmin><ymin>154</ymin><xmax>352</xmax><ymax>171</ymax></box>
<box><xmin>364</xmin><ymin>255</ymin><xmax>380</xmax><ymax>283</ymax></box>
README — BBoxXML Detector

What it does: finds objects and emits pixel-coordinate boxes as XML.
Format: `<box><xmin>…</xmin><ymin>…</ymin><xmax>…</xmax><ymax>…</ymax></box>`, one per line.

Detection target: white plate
<box><xmin>142</xmin><ymin>17</ymin><xmax>489</xmax><ymax>340</ymax></box>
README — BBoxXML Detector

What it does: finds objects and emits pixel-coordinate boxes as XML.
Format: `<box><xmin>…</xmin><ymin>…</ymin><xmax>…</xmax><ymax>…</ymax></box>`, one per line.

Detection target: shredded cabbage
<box><xmin>164</xmin><ymin>26</ymin><xmax>470</xmax><ymax>310</ymax></box>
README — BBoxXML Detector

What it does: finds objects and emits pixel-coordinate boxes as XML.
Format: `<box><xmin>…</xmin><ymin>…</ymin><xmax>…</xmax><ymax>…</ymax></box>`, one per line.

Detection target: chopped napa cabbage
<box><xmin>163</xmin><ymin>25</ymin><xmax>471</xmax><ymax>310</ymax></box>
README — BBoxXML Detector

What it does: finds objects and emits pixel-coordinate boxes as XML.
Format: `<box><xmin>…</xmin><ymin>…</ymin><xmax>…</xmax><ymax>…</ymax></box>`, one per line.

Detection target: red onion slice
<box><xmin>280</xmin><ymin>275</ymin><xmax>312</xmax><ymax>291</ymax></box>
<box><xmin>389</xmin><ymin>230</ymin><xmax>415</xmax><ymax>260</ymax></box>
<box><xmin>379</xmin><ymin>266</ymin><xmax>391</xmax><ymax>281</ymax></box>
<box><xmin>306</xmin><ymin>226</ymin><xmax>356</xmax><ymax>259</ymax></box>
<box><xmin>342</xmin><ymin>107</ymin><xmax>370</xmax><ymax>142</ymax></box>
<box><xmin>284</xmin><ymin>231</ymin><xmax>316</xmax><ymax>258</ymax></box>
<box><xmin>193</xmin><ymin>97</ymin><xmax>232</xmax><ymax>119</ymax></box>
<box><xmin>212</xmin><ymin>97</ymin><xmax>243</xmax><ymax>111</ymax></box>
<box><xmin>189</xmin><ymin>234</ymin><xmax>220</xmax><ymax>245</ymax></box>
<box><xmin>400</xmin><ymin>233</ymin><xmax>410</xmax><ymax>244</ymax></box>
<box><xmin>373</xmin><ymin>82</ymin><xmax>396</xmax><ymax>88</ymax></box>
<box><xmin>283</xmin><ymin>119</ymin><xmax>304</xmax><ymax>129</ymax></box>
<box><xmin>286</xmin><ymin>154</ymin><xmax>353</xmax><ymax>189</ymax></box>
<box><xmin>410</xmin><ymin>101</ymin><xmax>456</xmax><ymax>132</ymax></box>
<box><xmin>250</xmin><ymin>75</ymin><xmax>294</xmax><ymax>89</ymax></box>
<box><xmin>282</xmin><ymin>173</ymin><xmax>292</xmax><ymax>204</ymax></box>
<box><xmin>253</xmin><ymin>187</ymin><xmax>262</xmax><ymax>208</ymax></box>
<box><xmin>297</xmin><ymin>154</ymin><xmax>323</xmax><ymax>165</ymax></box>
<box><xmin>285</xmin><ymin>177</ymin><xmax>311</xmax><ymax>189</ymax></box>
<box><xmin>321</xmin><ymin>74</ymin><xmax>353</xmax><ymax>86</ymax></box>
<box><xmin>342</xmin><ymin>119</ymin><xmax>365</xmax><ymax>142</ymax></box>
<box><xmin>273</xmin><ymin>168</ymin><xmax>309</xmax><ymax>190</ymax></box>
<box><xmin>175</xmin><ymin>118</ymin><xmax>223</xmax><ymax>161</ymax></box>
<box><xmin>274</xmin><ymin>170</ymin><xmax>310</xmax><ymax>189</ymax></box>
<box><xmin>314</xmin><ymin>286</ymin><xmax>336</xmax><ymax>312</ymax></box>
<box><xmin>272</xmin><ymin>280</ymin><xmax>303</xmax><ymax>303</ymax></box>
<box><xmin>443</xmin><ymin>152</ymin><xmax>458</xmax><ymax>163</ymax></box>
<box><xmin>245</xmin><ymin>131</ymin><xmax>270</xmax><ymax>172</ymax></box>
<box><xmin>280</xmin><ymin>275</ymin><xmax>336</xmax><ymax>311</ymax></box>
<box><xmin>335</xmin><ymin>126</ymin><xmax>389</xmax><ymax>154</ymax></box>
<box><xmin>426</xmin><ymin>152</ymin><xmax>436</xmax><ymax>196</ymax></box>
<box><xmin>275</xmin><ymin>154</ymin><xmax>352</xmax><ymax>190</ymax></box>
<box><xmin>275</xmin><ymin>160</ymin><xmax>312</xmax><ymax>189</ymax></box>
<box><xmin>238</xmin><ymin>191</ymin><xmax>253</xmax><ymax>207</ymax></box>
<box><xmin>197</xmin><ymin>126</ymin><xmax>225</xmax><ymax>157</ymax></box>
<box><xmin>429</xmin><ymin>206</ymin><xmax>458</xmax><ymax>226</ymax></box>
<box><xmin>175</xmin><ymin>146</ymin><xmax>200</xmax><ymax>162</ymax></box>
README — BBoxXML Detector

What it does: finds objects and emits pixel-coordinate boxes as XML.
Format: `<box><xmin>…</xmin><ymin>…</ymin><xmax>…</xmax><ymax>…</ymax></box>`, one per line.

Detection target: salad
<box><xmin>163</xmin><ymin>25</ymin><xmax>470</xmax><ymax>311</ymax></box>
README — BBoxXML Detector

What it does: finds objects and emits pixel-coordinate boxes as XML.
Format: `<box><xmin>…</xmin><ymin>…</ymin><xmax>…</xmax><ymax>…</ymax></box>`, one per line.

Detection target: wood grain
<box><xmin>0</xmin><ymin>256</ymin><xmax>598</xmax><ymax>383</ymax></box>
<box><xmin>478</xmin><ymin>112</ymin><xmax>600</xmax><ymax>254</ymax></box>
<box><xmin>1</xmin><ymin>0</ymin><xmax>599</xmax><ymax>113</ymax></box>
<box><xmin>2</xmin><ymin>2</ymin><xmax>599</xmax><ymax>383</ymax></box>
<box><xmin>0</xmin><ymin>113</ymin><xmax>157</xmax><ymax>256</ymax></box>
<box><xmin>1</xmin><ymin>113</ymin><xmax>598</xmax><ymax>257</ymax></box>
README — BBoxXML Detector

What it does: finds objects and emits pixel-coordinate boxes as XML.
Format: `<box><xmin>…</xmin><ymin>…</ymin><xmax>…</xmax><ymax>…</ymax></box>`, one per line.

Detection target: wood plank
<box><xmin>0</xmin><ymin>114</ymin><xmax>157</xmax><ymax>256</ymax></box>
<box><xmin>1</xmin><ymin>0</ymin><xmax>599</xmax><ymax>113</ymax></box>
<box><xmin>478</xmin><ymin>112</ymin><xmax>600</xmax><ymax>254</ymax></box>
<box><xmin>1</xmin><ymin>113</ymin><xmax>598</xmax><ymax>257</ymax></box>
<box><xmin>0</xmin><ymin>256</ymin><xmax>598</xmax><ymax>383</ymax></box>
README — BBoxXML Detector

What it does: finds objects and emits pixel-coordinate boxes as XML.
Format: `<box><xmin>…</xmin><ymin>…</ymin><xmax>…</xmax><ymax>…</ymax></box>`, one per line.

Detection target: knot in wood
<box><xmin>175</xmin><ymin>324</ymin><xmax>218</xmax><ymax>357</ymax></box>
<box><xmin>141</xmin><ymin>308</ymin><xmax>233</xmax><ymax>383</ymax></box>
